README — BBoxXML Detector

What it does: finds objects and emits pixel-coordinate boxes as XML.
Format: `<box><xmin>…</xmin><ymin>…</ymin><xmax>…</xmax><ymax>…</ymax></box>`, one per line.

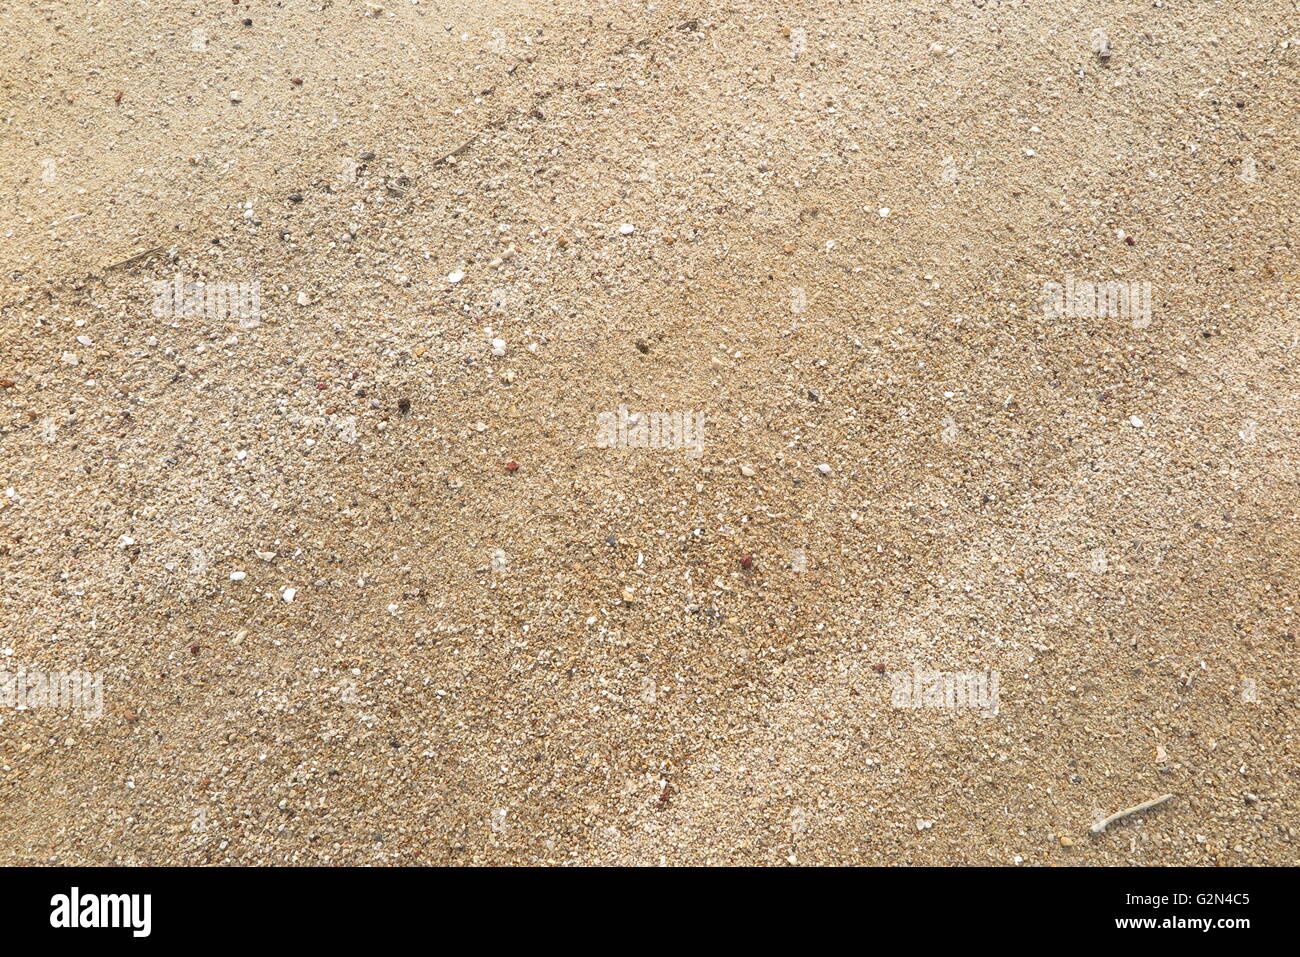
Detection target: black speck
<box><xmin>397</xmin><ymin>397</ymin><xmax>411</xmax><ymax>414</ymax></box>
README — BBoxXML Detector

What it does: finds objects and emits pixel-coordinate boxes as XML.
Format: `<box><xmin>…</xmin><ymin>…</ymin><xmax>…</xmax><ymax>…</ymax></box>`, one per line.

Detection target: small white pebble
<box><xmin>282</xmin><ymin>587</ymin><xmax>297</xmax><ymax>603</ymax></box>
<box><xmin>619</xmin><ymin>223</ymin><xmax>636</xmax><ymax>235</ymax></box>
<box><xmin>816</xmin><ymin>463</ymin><xmax>832</xmax><ymax>475</ymax></box>
<box><xmin>491</xmin><ymin>338</ymin><xmax>507</xmax><ymax>356</ymax></box>
<box><xmin>230</xmin><ymin>571</ymin><xmax>246</xmax><ymax>582</ymax></box>
<box><xmin>1091</xmin><ymin>29</ymin><xmax>1112</xmax><ymax>59</ymax></box>
<box><xmin>447</xmin><ymin>270</ymin><xmax>465</xmax><ymax>284</ymax></box>
<box><xmin>1129</xmin><ymin>415</ymin><xmax>1144</xmax><ymax>428</ymax></box>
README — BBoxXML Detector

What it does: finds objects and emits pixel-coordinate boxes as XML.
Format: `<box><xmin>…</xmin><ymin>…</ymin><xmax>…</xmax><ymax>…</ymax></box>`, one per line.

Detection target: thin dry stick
<box><xmin>1090</xmin><ymin>793</ymin><xmax>1176</xmax><ymax>835</ymax></box>
<box><xmin>103</xmin><ymin>246</ymin><xmax>164</xmax><ymax>272</ymax></box>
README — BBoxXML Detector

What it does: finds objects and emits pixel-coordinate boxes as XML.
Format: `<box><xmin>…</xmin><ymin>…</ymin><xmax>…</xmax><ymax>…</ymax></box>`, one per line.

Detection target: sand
<box><xmin>0</xmin><ymin>0</ymin><xmax>1296</xmax><ymax>865</ymax></box>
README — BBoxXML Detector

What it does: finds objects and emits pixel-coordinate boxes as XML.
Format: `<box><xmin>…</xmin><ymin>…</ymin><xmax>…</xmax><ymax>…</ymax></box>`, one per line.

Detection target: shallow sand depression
<box><xmin>0</xmin><ymin>0</ymin><xmax>1296</xmax><ymax>865</ymax></box>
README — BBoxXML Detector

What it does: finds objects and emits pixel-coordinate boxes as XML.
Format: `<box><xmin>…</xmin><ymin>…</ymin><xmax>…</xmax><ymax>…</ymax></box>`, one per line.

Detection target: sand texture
<box><xmin>0</xmin><ymin>0</ymin><xmax>1297</xmax><ymax>865</ymax></box>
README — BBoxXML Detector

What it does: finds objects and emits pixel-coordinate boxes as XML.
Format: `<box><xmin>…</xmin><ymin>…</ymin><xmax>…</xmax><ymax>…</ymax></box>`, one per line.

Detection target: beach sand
<box><xmin>0</xmin><ymin>0</ymin><xmax>1296</xmax><ymax>865</ymax></box>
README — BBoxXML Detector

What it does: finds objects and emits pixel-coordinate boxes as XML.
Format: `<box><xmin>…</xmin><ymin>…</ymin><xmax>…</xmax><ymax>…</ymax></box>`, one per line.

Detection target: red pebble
<box><xmin>190</xmin><ymin>644</ymin><xmax>201</xmax><ymax>656</ymax></box>
<box><xmin>505</xmin><ymin>461</ymin><xmax>519</xmax><ymax>472</ymax></box>
<box><xmin>873</xmin><ymin>663</ymin><xmax>887</xmax><ymax>674</ymax></box>
<box><xmin>740</xmin><ymin>553</ymin><xmax>754</xmax><ymax>569</ymax></box>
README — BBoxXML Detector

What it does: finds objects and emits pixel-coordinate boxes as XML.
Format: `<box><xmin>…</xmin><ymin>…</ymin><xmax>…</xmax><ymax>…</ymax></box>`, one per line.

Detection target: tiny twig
<box><xmin>429</xmin><ymin>137</ymin><xmax>478</xmax><ymax>169</ymax></box>
<box><xmin>1090</xmin><ymin>793</ymin><xmax>1176</xmax><ymax>835</ymax></box>
<box><xmin>104</xmin><ymin>246</ymin><xmax>164</xmax><ymax>272</ymax></box>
